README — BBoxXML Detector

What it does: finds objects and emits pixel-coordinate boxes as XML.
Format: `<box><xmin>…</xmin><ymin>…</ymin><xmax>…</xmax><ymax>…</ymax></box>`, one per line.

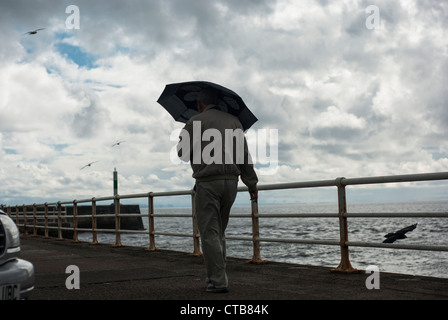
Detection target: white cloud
<box><xmin>310</xmin><ymin>105</ymin><xmax>366</xmax><ymax>130</ymax></box>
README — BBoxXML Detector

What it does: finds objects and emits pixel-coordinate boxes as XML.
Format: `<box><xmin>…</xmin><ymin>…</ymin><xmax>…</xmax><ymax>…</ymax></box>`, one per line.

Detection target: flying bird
<box><xmin>80</xmin><ymin>161</ymin><xmax>99</xmax><ymax>170</ymax></box>
<box><xmin>112</xmin><ymin>140</ymin><xmax>126</xmax><ymax>147</ymax></box>
<box><xmin>23</xmin><ymin>28</ymin><xmax>45</xmax><ymax>35</ymax></box>
<box><xmin>383</xmin><ymin>223</ymin><xmax>417</xmax><ymax>243</ymax></box>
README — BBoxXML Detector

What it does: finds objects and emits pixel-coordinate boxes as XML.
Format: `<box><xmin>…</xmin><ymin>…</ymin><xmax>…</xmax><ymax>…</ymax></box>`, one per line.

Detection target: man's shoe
<box><xmin>206</xmin><ymin>284</ymin><xmax>229</xmax><ymax>293</ymax></box>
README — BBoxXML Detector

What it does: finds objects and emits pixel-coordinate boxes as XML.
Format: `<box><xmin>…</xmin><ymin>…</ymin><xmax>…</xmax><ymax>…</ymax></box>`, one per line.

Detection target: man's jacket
<box><xmin>178</xmin><ymin>105</ymin><xmax>258</xmax><ymax>192</ymax></box>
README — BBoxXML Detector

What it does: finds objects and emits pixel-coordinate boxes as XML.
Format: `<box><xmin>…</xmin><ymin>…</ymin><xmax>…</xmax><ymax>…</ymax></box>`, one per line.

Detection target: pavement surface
<box><xmin>18</xmin><ymin>235</ymin><xmax>448</xmax><ymax>303</ymax></box>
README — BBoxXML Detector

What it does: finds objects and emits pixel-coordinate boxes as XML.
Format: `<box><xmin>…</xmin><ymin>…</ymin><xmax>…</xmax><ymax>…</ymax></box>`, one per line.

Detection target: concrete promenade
<box><xmin>20</xmin><ymin>235</ymin><xmax>448</xmax><ymax>302</ymax></box>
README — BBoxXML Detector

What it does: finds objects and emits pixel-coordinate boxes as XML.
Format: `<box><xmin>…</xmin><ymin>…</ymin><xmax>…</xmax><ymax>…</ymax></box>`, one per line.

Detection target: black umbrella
<box><xmin>157</xmin><ymin>81</ymin><xmax>258</xmax><ymax>131</ymax></box>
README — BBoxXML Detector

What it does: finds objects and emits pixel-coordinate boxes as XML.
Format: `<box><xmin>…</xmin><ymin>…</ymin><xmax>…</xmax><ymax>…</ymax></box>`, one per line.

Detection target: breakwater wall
<box><xmin>67</xmin><ymin>204</ymin><xmax>145</xmax><ymax>230</ymax></box>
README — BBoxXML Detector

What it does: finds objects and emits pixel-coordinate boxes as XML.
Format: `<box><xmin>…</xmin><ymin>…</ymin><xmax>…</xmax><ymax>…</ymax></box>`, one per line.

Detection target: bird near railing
<box><xmin>383</xmin><ymin>224</ymin><xmax>418</xmax><ymax>243</ymax></box>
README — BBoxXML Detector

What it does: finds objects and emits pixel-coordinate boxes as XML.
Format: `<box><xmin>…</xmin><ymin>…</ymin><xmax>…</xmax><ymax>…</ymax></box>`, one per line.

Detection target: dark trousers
<box><xmin>194</xmin><ymin>179</ymin><xmax>238</xmax><ymax>287</ymax></box>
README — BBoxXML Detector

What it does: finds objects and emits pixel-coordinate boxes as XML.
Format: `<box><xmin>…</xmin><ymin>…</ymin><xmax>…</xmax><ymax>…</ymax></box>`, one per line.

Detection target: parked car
<box><xmin>0</xmin><ymin>209</ymin><xmax>34</xmax><ymax>300</ymax></box>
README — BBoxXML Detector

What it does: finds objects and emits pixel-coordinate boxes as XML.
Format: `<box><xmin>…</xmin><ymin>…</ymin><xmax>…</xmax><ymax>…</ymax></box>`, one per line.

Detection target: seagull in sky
<box><xmin>112</xmin><ymin>140</ymin><xmax>126</xmax><ymax>147</ymax></box>
<box><xmin>23</xmin><ymin>28</ymin><xmax>45</xmax><ymax>35</ymax></box>
<box><xmin>80</xmin><ymin>161</ymin><xmax>99</xmax><ymax>170</ymax></box>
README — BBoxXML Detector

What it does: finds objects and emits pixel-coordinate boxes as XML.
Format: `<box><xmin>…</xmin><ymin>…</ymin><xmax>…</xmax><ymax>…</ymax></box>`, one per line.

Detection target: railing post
<box><xmin>15</xmin><ymin>205</ymin><xmax>19</xmax><ymax>225</ymax></box>
<box><xmin>32</xmin><ymin>204</ymin><xmax>37</xmax><ymax>236</ymax></box>
<box><xmin>331</xmin><ymin>178</ymin><xmax>360</xmax><ymax>273</ymax></box>
<box><xmin>189</xmin><ymin>190</ymin><xmax>202</xmax><ymax>257</ymax></box>
<box><xmin>23</xmin><ymin>204</ymin><xmax>28</xmax><ymax>236</ymax></box>
<box><xmin>247</xmin><ymin>199</ymin><xmax>267</xmax><ymax>264</ymax></box>
<box><xmin>57</xmin><ymin>201</ymin><xmax>63</xmax><ymax>240</ymax></box>
<box><xmin>6</xmin><ymin>206</ymin><xmax>11</xmax><ymax>219</ymax></box>
<box><xmin>146</xmin><ymin>193</ymin><xmax>158</xmax><ymax>251</ymax></box>
<box><xmin>114</xmin><ymin>196</ymin><xmax>122</xmax><ymax>247</ymax></box>
<box><xmin>73</xmin><ymin>200</ymin><xmax>79</xmax><ymax>242</ymax></box>
<box><xmin>91</xmin><ymin>198</ymin><xmax>98</xmax><ymax>244</ymax></box>
<box><xmin>44</xmin><ymin>203</ymin><xmax>49</xmax><ymax>238</ymax></box>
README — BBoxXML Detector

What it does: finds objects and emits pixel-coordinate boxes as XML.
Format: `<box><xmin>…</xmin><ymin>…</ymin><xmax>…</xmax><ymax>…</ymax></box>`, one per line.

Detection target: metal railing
<box><xmin>2</xmin><ymin>171</ymin><xmax>448</xmax><ymax>273</ymax></box>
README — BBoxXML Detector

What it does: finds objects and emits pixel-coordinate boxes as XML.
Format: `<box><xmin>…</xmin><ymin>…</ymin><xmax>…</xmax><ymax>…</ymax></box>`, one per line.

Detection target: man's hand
<box><xmin>249</xmin><ymin>189</ymin><xmax>258</xmax><ymax>203</ymax></box>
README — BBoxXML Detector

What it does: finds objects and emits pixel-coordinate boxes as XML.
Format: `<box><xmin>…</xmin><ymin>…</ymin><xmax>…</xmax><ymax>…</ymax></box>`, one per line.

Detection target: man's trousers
<box><xmin>194</xmin><ymin>179</ymin><xmax>238</xmax><ymax>287</ymax></box>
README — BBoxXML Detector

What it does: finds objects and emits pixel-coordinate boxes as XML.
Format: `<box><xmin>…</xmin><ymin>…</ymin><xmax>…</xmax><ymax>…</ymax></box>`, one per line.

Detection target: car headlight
<box><xmin>0</xmin><ymin>213</ymin><xmax>21</xmax><ymax>252</ymax></box>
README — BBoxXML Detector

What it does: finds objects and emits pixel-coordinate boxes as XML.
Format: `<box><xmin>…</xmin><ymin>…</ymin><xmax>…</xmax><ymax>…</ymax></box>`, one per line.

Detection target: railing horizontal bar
<box><xmin>226</xmin><ymin>235</ymin><xmax>340</xmax><ymax>246</ymax></box>
<box><xmin>153</xmin><ymin>214</ymin><xmax>192</xmax><ymax>218</ymax></box>
<box><xmin>68</xmin><ymin>196</ymin><xmax>115</xmax><ymax>204</ymax></box>
<box><xmin>346</xmin><ymin>241</ymin><xmax>448</xmax><ymax>252</ymax></box>
<box><xmin>344</xmin><ymin>212</ymin><xmax>448</xmax><ymax>218</ymax></box>
<box><xmin>34</xmin><ymin>213</ymin><xmax>147</xmax><ymax>219</ymax></box>
<box><xmin>73</xmin><ymin>215</ymin><xmax>92</xmax><ymax>219</ymax></box>
<box><xmin>92</xmin><ymin>196</ymin><xmax>115</xmax><ymax>202</ymax></box>
<box><xmin>57</xmin><ymin>201</ymin><xmax>75</xmax><ymax>205</ymax></box>
<box><xmin>58</xmin><ymin>227</ymin><xmax>77</xmax><ymax>231</ymax></box>
<box><xmin>153</xmin><ymin>231</ymin><xmax>193</xmax><ymax>238</ymax></box>
<box><xmin>225</xmin><ymin>236</ymin><xmax>252</xmax><ymax>241</ymax></box>
<box><xmin>73</xmin><ymin>199</ymin><xmax>96</xmax><ymax>204</ymax></box>
<box><xmin>229</xmin><ymin>214</ymin><xmax>251</xmax><ymax>218</ymax></box>
<box><xmin>17</xmin><ymin>212</ymin><xmax>448</xmax><ymax>219</ymax></box>
<box><xmin>259</xmin><ymin>237</ymin><xmax>340</xmax><ymax>246</ymax></box>
<box><xmin>84</xmin><ymin>214</ymin><xmax>115</xmax><ymax>218</ymax></box>
<box><xmin>43</xmin><ymin>226</ymin><xmax>58</xmax><ymax>230</ymax></box>
<box><xmin>151</xmin><ymin>190</ymin><xmax>193</xmax><ymax>197</ymax></box>
<box><xmin>256</xmin><ymin>213</ymin><xmax>338</xmax><ymax>218</ymax></box>
<box><xmin>238</xmin><ymin>179</ymin><xmax>337</xmax><ymax>192</ymax></box>
<box><xmin>117</xmin><ymin>193</ymin><xmax>149</xmax><ymax>199</ymax></box>
<box><xmin>92</xmin><ymin>229</ymin><xmax>115</xmax><ymax>233</ymax></box>
<box><xmin>342</xmin><ymin>172</ymin><xmax>448</xmax><ymax>186</ymax></box>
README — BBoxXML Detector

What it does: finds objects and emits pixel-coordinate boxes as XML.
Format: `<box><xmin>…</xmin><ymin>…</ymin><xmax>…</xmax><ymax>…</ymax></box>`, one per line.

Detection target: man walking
<box><xmin>177</xmin><ymin>88</ymin><xmax>258</xmax><ymax>293</ymax></box>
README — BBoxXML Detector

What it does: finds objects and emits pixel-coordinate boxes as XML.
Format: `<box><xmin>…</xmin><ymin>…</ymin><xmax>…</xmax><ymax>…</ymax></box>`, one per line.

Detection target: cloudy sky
<box><xmin>1</xmin><ymin>0</ymin><xmax>447</xmax><ymax>207</ymax></box>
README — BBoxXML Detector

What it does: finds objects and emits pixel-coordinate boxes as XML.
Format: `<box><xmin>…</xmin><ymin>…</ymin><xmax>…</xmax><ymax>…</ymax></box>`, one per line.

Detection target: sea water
<box><xmin>78</xmin><ymin>200</ymin><xmax>448</xmax><ymax>279</ymax></box>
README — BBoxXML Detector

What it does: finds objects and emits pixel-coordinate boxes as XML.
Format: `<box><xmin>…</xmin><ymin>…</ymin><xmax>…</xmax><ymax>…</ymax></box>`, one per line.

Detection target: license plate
<box><xmin>1</xmin><ymin>284</ymin><xmax>21</xmax><ymax>300</ymax></box>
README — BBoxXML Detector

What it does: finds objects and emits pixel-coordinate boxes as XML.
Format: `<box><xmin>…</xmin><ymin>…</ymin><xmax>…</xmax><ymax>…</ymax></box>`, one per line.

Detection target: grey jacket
<box><xmin>178</xmin><ymin>105</ymin><xmax>258</xmax><ymax>192</ymax></box>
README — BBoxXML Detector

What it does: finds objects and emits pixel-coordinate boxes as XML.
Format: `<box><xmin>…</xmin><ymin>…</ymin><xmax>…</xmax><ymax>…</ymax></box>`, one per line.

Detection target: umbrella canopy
<box><xmin>157</xmin><ymin>81</ymin><xmax>258</xmax><ymax>131</ymax></box>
